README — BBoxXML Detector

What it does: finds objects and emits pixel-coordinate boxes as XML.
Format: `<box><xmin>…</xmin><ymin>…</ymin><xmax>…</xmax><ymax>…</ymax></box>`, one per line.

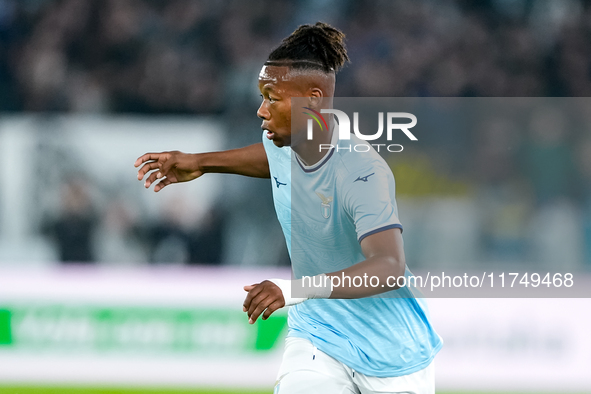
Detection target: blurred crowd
<box><xmin>40</xmin><ymin>178</ymin><xmax>226</xmax><ymax>265</ymax></box>
<box><xmin>0</xmin><ymin>0</ymin><xmax>590</xmax><ymax>267</ymax></box>
<box><xmin>2</xmin><ymin>0</ymin><xmax>591</xmax><ymax>113</ymax></box>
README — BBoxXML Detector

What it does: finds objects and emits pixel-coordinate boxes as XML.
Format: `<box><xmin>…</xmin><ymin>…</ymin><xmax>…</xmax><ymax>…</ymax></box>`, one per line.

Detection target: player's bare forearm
<box><xmin>199</xmin><ymin>143</ymin><xmax>270</xmax><ymax>178</ymax></box>
<box><xmin>243</xmin><ymin>229</ymin><xmax>407</xmax><ymax>320</ymax></box>
<box><xmin>326</xmin><ymin>255</ymin><xmax>405</xmax><ymax>298</ymax></box>
<box><xmin>241</xmin><ymin>248</ymin><xmax>404</xmax><ymax>324</ymax></box>
<box><xmin>326</xmin><ymin>228</ymin><xmax>405</xmax><ymax>298</ymax></box>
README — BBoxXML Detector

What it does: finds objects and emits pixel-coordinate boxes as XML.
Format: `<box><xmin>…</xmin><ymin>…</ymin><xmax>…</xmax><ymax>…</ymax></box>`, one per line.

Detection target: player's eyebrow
<box><xmin>260</xmin><ymin>83</ymin><xmax>281</xmax><ymax>95</ymax></box>
<box><xmin>260</xmin><ymin>84</ymin><xmax>272</xmax><ymax>93</ymax></box>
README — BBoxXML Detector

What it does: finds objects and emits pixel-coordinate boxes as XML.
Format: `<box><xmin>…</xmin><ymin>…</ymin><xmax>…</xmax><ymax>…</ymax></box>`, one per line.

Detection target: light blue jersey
<box><xmin>262</xmin><ymin>129</ymin><xmax>442</xmax><ymax>378</ymax></box>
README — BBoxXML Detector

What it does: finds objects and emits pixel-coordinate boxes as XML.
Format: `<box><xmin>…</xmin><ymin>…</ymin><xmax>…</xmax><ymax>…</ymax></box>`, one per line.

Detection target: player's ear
<box><xmin>307</xmin><ymin>88</ymin><xmax>323</xmax><ymax>109</ymax></box>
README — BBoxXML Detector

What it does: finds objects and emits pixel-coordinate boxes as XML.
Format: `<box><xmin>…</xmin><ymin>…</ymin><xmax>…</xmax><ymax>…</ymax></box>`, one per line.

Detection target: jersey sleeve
<box><xmin>340</xmin><ymin>164</ymin><xmax>402</xmax><ymax>243</ymax></box>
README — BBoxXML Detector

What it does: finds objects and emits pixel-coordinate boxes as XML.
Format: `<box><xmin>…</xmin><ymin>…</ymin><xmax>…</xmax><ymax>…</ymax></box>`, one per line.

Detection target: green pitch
<box><xmin>0</xmin><ymin>388</ymin><xmax>586</xmax><ymax>394</ymax></box>
<box><xmin>0</xmin><ymin>388</ymin><xmax>267</xmax><ymax>394</ymax></box>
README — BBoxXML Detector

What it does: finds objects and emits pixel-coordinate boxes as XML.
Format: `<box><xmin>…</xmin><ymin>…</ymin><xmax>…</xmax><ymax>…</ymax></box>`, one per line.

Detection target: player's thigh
<box><xmin>354</xmin><ymin>361</ymin><xmax>435</xmax><ymax>394</ymax></box>
<box><xmin>275</xmin><ymin>337</ymin><xmax>359</xmax><ymax>394</ymax></box>
<box><xmin>275</xmin><ymin>369</ymin><xmax>360</xmax><ymax>394</ymax></box>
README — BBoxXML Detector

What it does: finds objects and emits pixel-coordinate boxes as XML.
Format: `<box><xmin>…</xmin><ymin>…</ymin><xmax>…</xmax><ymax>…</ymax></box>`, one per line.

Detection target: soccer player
<box><xmin>136</xmin><ymin>22</ymin><xmax>441</xmax><ymax>394</ymax></box>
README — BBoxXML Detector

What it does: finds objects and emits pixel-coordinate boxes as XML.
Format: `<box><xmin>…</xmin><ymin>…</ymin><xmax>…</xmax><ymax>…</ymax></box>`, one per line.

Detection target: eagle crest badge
<box><xmin>316</xmin><ymin>192</ymin><xmax>333</xmax><ymax>219</ymax></box>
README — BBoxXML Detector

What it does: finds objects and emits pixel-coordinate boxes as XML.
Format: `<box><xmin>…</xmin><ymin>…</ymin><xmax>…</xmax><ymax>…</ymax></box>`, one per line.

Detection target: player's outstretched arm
<box><xmin>135</xmin><ymin>143</ymin><xmax>270</xmax><ymax>192</ymax></box>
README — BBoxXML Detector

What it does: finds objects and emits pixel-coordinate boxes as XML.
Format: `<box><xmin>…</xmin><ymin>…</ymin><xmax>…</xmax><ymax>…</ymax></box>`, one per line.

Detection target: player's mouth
<box><xmin>264</xmin><ymin>128</ymin><xmax>276</xmax><ymax>140</ymax></box>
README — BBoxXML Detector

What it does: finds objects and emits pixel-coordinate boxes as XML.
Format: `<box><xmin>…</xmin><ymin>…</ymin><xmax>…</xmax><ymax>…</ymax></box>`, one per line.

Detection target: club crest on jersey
<box><xmin>316</xmin><ymin>192</ymin><xmax>333</xmax><ymax>219</ymax></box>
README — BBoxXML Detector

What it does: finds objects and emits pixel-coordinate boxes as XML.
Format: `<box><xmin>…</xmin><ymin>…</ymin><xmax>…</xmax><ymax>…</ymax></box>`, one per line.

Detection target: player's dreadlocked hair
<box><xmin>266</xmin><ymin>22</ymin><xmax>349</xmax><ymax>74</ymax></box>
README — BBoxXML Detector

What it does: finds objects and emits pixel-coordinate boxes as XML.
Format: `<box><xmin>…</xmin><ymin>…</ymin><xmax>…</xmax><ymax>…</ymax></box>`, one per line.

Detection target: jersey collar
<box><xmin>294</xmin><ymin>124</ymin><xmax>337</xmax><ymax>173</ymax></box>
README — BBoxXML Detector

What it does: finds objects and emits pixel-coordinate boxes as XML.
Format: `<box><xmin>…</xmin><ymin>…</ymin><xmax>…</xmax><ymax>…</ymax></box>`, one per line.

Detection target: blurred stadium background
<box><xmin>0</xmin><ymin>0</ymin><xmax>590</xmax><ymax>393</ymax></box>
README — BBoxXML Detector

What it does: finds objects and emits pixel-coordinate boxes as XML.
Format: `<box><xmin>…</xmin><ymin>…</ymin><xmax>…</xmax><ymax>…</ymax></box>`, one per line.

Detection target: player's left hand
<box><xmin>243</xmin><ymin>280</ymin><xmax>285</xmax><ymax>324</ymax></box>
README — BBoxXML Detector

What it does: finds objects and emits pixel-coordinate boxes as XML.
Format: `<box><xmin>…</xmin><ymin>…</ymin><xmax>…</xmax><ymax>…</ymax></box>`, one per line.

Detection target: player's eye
<box><xmin>260</xmin><ymin>93</ymin><xmax>277</xmax><ymax>104</ymax></box>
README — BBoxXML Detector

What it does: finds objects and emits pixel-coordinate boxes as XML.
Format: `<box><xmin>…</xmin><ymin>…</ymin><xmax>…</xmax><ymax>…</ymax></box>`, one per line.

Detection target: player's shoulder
<box><xmin>333</xmin><ymin>133</ymin><xmax>392</xmax><ymax>183</ymax></box>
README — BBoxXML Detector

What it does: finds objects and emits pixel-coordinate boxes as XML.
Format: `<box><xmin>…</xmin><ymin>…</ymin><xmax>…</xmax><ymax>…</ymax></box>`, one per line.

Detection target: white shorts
<box><xmin>274</xmin><ymin>337</ymin><xmax>435</xmax><ymax>394</ymax></box>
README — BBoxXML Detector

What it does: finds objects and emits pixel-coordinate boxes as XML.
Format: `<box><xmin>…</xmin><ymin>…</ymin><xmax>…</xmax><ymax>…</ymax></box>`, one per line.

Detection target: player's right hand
<box><xmin>135</xmin><ymin>151</ymin><xmax>203</xmax><ymax>192</ymax></box>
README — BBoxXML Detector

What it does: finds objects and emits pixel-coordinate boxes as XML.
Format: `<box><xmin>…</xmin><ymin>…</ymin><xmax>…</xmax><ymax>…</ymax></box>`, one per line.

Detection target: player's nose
<box><xmin>257</xmin><ymin>101</ymin><xmax>270</xmax><ymax>120</ymax></box>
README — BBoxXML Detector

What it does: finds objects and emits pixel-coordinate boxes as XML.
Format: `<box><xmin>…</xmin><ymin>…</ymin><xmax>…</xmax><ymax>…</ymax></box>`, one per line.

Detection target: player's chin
<box><xmin>272</xmin><ymin>137</ymin><xmax>289</xmax><ymax>148</ymax></box>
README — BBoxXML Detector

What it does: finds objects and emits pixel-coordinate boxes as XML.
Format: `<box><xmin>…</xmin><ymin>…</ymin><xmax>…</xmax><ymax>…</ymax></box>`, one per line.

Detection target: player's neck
<box><xmin>292</xmin><ymin>122</ymin><xmax>334</xmax><ymax>166</ymax></box>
